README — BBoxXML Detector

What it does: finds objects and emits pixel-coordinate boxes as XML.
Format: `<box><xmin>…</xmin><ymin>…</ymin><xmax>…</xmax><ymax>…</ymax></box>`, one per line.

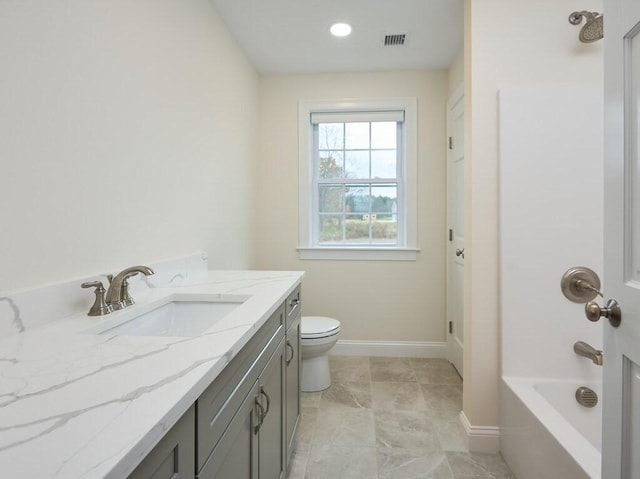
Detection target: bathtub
<box><xmin>500</xmin><ymin>377</ymin><xmax>601</xmax><ymax>479</ymax></box>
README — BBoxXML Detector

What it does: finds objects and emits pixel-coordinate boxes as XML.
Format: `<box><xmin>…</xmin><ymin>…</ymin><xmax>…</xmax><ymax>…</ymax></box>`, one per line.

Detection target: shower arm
<box><xmin>568</xmin><ymin>11</ymin><xmax>597</xmax><ymax>26</ymax></box>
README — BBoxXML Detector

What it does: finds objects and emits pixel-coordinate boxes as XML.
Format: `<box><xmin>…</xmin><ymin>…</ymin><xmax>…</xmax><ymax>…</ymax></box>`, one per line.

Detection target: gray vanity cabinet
<box><xmin>198</xmin><ymin>338</ymin><xmax>285</xmax><ymax>479</ymax></box>
<box><xmin>284</xmin><ymin>286</ymin><xmax>301</xmax><ymax>465</ymax></box>
<box><xmin>128</xmin><ymin>405</ymin><xmax>195</xmax><ymax>479</ymax></box>
<box><xmin>128</xmin><ymin>285</ymin><xmax>302</xmax><ymax>479</ymax></box>
<box><xmin>197</xmin><ymin>304</ymin><xmax>287</xmax><ymax>479</ymax></box>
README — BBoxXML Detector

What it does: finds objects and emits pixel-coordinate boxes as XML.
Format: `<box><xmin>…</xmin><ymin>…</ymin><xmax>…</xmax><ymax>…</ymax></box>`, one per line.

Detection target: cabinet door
<box><xmin>196</xmin><ymin>306</ymin><xmax>284</xmax><ymax>472</ymax></box>
<box><xmin>197</xmin><ymin>381</ymin><xmax>259</xmax><ymax>479</ymax></box>
<box><xmin>284</xmin><ymin>315</ymin><xmax>301</xmax><ymax>466</ymax></box>
<box><xmin>257</xmin><ymin>338</ymin><xmax>285</xmax><ymax>479</ymax></box>
<box><xmin>128</xmin><ymin>406</ymin><xmax>195</xmax><ymax>479</ymax></box>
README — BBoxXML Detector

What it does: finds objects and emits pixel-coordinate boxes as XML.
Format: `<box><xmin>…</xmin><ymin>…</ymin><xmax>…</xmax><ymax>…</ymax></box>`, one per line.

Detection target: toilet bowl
<box><xmin>300</xmin><ymin>316</ymin><xmax>341</xmax><ymax>392</ymax></box>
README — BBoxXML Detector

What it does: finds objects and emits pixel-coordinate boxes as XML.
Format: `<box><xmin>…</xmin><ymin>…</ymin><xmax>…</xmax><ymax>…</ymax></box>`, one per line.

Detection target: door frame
<box><xmin>446</xmin><ymin>83</ymin><xmax>465</xmax><ymax>376</ymax></box>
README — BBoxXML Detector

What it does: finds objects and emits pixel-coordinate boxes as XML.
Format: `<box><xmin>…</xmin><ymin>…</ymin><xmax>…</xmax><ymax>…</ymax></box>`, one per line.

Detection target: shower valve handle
<box><xmin>585</xmin><ymin>299</ymin><xmax>621</xmax><ymax>327</ymax></box>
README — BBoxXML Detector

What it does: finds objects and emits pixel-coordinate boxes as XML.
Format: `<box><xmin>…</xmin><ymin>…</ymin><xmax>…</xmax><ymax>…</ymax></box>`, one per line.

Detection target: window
<box><xmin>298</xmin><ymin>98</ymin><xmax>418</xmax><ymax>260</ymax></box>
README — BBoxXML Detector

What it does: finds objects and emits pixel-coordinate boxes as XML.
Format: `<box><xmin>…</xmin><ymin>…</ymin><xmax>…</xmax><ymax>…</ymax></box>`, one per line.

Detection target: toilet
<box><xmin>300</xmin><ymin>316</ymin><xmax>341</xmax><ymax>392</ymax></box>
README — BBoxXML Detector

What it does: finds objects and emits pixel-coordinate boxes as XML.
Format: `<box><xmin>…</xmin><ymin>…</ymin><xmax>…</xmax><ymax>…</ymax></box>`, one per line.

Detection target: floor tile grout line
<box><xmin>295</xmin><ymin>356</ymin><xmax>513</xmax><ymax>479</ymax></box>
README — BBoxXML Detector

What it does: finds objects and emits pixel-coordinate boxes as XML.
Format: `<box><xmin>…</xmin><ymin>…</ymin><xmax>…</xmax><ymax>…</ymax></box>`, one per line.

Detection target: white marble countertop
<box><xmin>0</xmin><ymin>270</ymin><xmax>303</xmax><ymax>479</ymax></box>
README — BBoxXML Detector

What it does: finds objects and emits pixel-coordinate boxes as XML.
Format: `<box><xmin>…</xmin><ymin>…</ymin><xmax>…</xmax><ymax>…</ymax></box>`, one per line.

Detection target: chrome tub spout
<box><xmin>573</xmin><ymin>341</ymin><xmax>603</xmax><ymax>366</ymax></box>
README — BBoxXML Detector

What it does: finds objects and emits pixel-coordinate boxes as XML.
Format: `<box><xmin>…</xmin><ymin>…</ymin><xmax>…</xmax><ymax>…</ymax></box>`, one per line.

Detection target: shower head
<box><xmin>569</xmin><ymin>11</ymin><xmax>603</xmax><ymax>43</ymax></box>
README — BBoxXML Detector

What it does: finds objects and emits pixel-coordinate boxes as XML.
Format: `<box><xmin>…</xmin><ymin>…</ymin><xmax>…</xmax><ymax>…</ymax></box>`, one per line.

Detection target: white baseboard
<box><xmin>330</xmin><ymin>340</ymin><xmax>448</xmax><ymax>358</ymax></box>
<box><xmin>459</xmin><ymin>411</ymin><xmax>501</xmax><ymax>454</ymax></box>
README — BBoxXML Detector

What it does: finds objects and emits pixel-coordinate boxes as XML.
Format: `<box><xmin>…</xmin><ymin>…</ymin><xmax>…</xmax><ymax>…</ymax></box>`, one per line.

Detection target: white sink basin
<box><xmin>83</xmin><ymin>294</ymin><xmax>248</xmax><ymax>337</ymax></box>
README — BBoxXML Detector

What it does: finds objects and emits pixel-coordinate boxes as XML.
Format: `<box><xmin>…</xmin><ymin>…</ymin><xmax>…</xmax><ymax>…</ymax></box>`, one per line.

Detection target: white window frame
<box><xmin>297</xmin><ymin>97</ymin><xmax>419</xmax><ymax>261</ymax></box>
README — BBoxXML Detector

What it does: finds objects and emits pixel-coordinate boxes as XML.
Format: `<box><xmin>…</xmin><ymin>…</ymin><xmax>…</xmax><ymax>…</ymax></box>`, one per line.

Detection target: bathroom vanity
<box><xmin>0</xmin><ymin>264</ymin><xmax>303</xmax><ymax>479</ymax></box>
<box><xmin>130</xmin><ymin>284</ymin><xmax>302</xmax><ymax>479</ymax></box>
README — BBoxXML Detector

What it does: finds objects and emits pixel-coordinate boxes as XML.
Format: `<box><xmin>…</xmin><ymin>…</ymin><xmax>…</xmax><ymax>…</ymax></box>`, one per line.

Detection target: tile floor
<box><xmin>287</xmin><ymin>356</ymin><xmax>515</xmax><ymax>479</ymax></box>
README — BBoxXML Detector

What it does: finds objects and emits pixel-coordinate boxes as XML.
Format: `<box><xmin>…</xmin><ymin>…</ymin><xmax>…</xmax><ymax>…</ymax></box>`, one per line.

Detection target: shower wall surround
<box><xmin>498</xmin><ymin>85</ymin><xmax>604</xmax><ymax>478</ymax></box>
<box><xmin>499</xmin><ymin>85</ymin><xmax>603</xmax><ymax>382</ymax></box>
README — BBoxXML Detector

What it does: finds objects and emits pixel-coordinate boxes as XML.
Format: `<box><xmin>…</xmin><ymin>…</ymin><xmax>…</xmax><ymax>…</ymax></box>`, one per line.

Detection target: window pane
<box><xmin>319</xmin><ymin>123</ymin><xmax>344</xmax><ymax>150</ymax></box>
<box><xmin>371</xmin><ymin>122</ymin><xmax>397</xmax><ymax>149</ymax></box>
<box><xmin>319</xmin><ymin>215</ymin><xmax>344</xmax><ymax>243</ymax></box>
<box><xmin>345</xmin><ymin>150</ymin><xmax>369</xmax><ymax>178</ymax></box>
<box><xmin>345</xmin><ymin>214</ymin><xmax>370</xmax><ymax>242</ymax></box>
<box><xmin>319</xmin><ymin>151</ymin><xmax>344</xmax><ymax>178</ymax></box>
<box><xmin>371</xmin><ymin>150</ymin><xmax>396</xmax><ymax>178</ymax></box>
<box><xmin>307</xmin><ymin>103</ymin><xmax>411</xmax><ymax>250</ymax></box>
<box><xmin>319</xmin><ymin>185</ymin><xmax>344</xmax><ymax>213</ymax></box>
<box><xmin>371</xmin><ymin>184</ymin><xmax>397</xmax><ymax>243</ymax></box>
<box><xmin>345</xmin><ymin>185</ymin><xmax>371</xmax><ymax>214</ymax></box>
<box><xmin>372</xmin><ymin>219</ymin><xmax>397</xmax><ymax>243</ymax></box>
<box><xmin>345</xmin><ymin>122</ymin><xmax>370</xmax><ymax>149</ymax></box>
<box><xmin>371</xmin><ymin>185</ymin><xmax>397</xmax><ymax>218</ymax></box>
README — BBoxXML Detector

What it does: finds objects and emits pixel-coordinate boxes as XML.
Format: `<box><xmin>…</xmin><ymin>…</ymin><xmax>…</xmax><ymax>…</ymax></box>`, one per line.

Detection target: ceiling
<box><xmin>209</xmin><ymin>0</ymin><xmax>464</xmax><ymax>75</ymax></box>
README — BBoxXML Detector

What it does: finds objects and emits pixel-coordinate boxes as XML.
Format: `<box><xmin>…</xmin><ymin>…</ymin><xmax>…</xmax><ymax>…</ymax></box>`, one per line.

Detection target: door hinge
<box><xmin>448</xmin><ymin>137</ymin><xmax>453</xmax><ymax>150</ymax></box>
<box><xmin>449</xmin><ymin>321</ymin><xmax>453</xmax><ymax>334</ymax></box>
<box><xmin>449</xmin><ymin>229</ymin><xmax>453</xmax><ymax>242</ymax></box>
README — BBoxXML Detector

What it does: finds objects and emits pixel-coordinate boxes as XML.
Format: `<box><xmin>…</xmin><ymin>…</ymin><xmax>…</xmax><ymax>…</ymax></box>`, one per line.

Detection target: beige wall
<box><xmin>463</xmin><ymin>0</ymin><xmax>603</xmax><ymax>440</ymax></box>
<box><xmin>0</xmin><ymin>0</ymin><xmax>259</xmax><ymax>291</ymax></box>
<box><xmin>256</xmin><ymin>71</ymin><xmax>448</xmax><ymax>343</ymax></box>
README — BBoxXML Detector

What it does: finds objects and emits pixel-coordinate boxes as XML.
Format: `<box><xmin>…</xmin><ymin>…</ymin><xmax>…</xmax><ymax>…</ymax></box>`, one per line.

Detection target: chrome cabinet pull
<box><xmin>289</xmin><ymin>297</ymin><xmax>300</xmax><ymax>311</ymax></box>
<box><xmin>285</xmin><ymin>340</ymin><xmax>295</xmax><ymax>365</ymax></box>
<box><xmin>260</xmin><ymin>386</ymin><xmax>270</xmax><ymax>416</ymax></box>
<box><xmin>254</xmin><ymin>396</ymin><xmax>265</xmax><ymax>433</ymax></box>
<box><xmin>455</xmin><ymin>248</ymin><xmax>464</xmax><ymax>258</ymax></box>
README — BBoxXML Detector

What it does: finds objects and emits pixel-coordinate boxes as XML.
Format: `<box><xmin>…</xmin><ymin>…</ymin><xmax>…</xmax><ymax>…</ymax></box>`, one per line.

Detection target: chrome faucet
<box><xmin>573</xmin><ymin>341</ymin><xmax>603</xmax><ymax>366</ymax></box>
<box><xmin>106</xmin><ymin>265</ymin><xmax>154</xmax><ymax>310</ymax></box>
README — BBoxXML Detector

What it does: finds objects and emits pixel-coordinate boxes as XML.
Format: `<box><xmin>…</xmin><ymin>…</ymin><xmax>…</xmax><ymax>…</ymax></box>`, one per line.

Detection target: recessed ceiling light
<box><xmin>330</xmin><ymin>23</ymin><xmax>352</xmax><ymax>37</ymax></box>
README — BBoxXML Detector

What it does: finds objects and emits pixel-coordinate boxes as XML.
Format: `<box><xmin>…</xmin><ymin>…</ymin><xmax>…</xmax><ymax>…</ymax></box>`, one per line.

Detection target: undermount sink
<box><xmin>83</xmin><ymin>294</ymin><xmax>248</xmax><ymax>337</ymax></box>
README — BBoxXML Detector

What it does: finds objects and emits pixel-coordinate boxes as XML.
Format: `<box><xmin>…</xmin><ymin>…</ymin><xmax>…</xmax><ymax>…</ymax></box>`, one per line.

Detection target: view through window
<box><xmin>313</xmin><ymin>114</ymin><xmax>403</xmax><ymax>246</ymax></box>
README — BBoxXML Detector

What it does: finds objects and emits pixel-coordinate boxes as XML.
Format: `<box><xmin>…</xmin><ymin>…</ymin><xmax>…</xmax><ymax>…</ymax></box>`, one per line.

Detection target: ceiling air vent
<box><xmin>384</xmin><ymin>33</ymin><xmax>407</xmax><ymax>46</ymax></box>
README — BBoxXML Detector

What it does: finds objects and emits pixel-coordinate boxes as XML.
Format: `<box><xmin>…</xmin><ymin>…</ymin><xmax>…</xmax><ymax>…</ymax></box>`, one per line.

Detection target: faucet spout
<box><xmin>106</xmin><ymin>265</ymin><xmax>154</xmax><ymax>310</ymax></box>
<box><xmin>573</xmin><ymin>341</ymin><xmax>603</xmax><ymax>366</ymax></box>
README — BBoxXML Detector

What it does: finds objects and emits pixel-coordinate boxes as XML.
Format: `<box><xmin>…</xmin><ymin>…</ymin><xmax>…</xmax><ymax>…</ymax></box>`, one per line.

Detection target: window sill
<box><xmin>297</xmin><ymin>247</ymin><xmax>419</xmax><ymax>261</ymax></box>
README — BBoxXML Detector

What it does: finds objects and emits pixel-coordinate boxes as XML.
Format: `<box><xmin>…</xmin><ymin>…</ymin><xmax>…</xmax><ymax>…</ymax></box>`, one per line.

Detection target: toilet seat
<box><xmin>301</xmin><ymin>316</ymin><xmax>340</xmax><ymax>339</ymax></box>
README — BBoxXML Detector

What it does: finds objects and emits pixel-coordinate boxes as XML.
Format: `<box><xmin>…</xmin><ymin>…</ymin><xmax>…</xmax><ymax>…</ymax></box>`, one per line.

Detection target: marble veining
<box><xmin>0</xmin><ymin>261</ymin><xmax>303</xmax><ymax>478</ymax></box>
<box><xmin>0</xmin><ymin>296</ymin><xmax>25</xmax><ymax>333</ymax></box>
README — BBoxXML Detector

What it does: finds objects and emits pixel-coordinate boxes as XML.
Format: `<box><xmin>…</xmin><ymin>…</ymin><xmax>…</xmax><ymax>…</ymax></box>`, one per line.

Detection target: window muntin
<box><xmin>312</xmin><ymin>116</ymin><xmax>404</xmax><ymax>247</ymax></box>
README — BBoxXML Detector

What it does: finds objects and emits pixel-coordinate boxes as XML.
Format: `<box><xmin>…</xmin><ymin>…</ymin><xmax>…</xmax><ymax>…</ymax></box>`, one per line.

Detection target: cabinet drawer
<box><xmin>196</xmin><ymin>305</ymin><xmax>284</xmax><ymax>472</ymax></box>
<box><xmin>285</xmin><ymin>285</ymin><xmax>301</xmax><ymax>330</ymax></box>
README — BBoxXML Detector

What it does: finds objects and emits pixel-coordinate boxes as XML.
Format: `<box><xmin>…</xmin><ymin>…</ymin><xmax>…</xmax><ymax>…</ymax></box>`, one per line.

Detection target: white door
<box><xmin>603</xmin><ymin>1</ymin><xmax>640</xmax><ymax>477</ymax></box>
<box><xmin>446</xmin><ymin>85</ymin><xmax>464</xmax><ymax>377</ymax></box>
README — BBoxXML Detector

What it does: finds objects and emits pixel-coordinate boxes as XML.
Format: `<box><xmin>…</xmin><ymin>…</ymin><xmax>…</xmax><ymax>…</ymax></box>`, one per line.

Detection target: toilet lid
<box><xmin>301</xmin><ymin>316</ymin><xmax>341</xmax><ymax>339</ymax></box>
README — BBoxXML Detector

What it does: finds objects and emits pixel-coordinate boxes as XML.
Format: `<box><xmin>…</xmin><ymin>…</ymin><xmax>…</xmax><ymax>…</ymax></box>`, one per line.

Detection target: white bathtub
<box><xmin>500</xmin><ymin>377</ymin><xmax>601</xmax><ymax>479</ymax></box>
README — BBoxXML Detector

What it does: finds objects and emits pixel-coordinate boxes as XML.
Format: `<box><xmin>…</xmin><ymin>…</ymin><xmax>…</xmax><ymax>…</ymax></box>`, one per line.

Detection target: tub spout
<box><xmin>573</xmin><ymin>341</ymin><xmax>603</xmax><ymax>366</ymax></box>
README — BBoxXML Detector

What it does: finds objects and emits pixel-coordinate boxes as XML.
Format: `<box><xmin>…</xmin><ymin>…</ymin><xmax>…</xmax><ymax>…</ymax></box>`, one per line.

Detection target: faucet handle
<box><xmin>120</xmin><ymin>278</ymin><xmax>135</xmax><ymax>307</ymax></box>
<box><xmin>81</xmin><ymin>281</ymin><xmax>114</xmax><ymax>316</ymax></box>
